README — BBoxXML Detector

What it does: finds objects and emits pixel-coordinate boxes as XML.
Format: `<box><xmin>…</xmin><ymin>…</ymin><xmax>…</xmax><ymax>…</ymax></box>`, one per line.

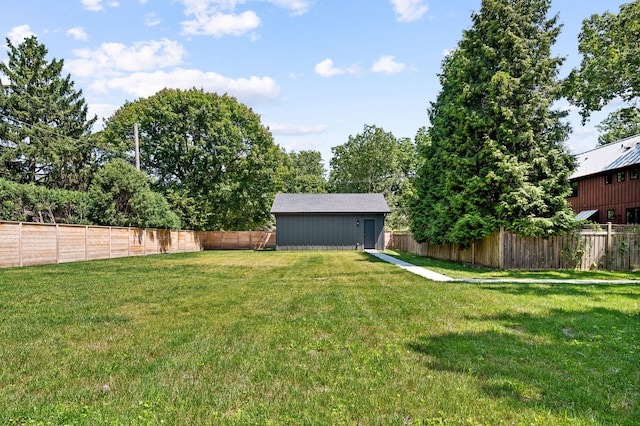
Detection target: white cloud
<box><xmin>267</xmin><ymin>122</ymin><xmax>328</xmax><ymax>136</ymax></box>
<box><xmin>81</xmin><ymin>0</ymin><xmax>103</xmax><ymax>11</ymax></box>
<box><xmin>81</xmin><ymin>0</ymin><xmax>119</xmax><ymax>11</ymax></box>
<box><xmin>67</xmin><ymin>39</ymin><xmax>186</xmax><ymax>78</ymax></box>
<box><xmin>442</xmin><ymin>47</ymin><xmax>456</xmax><ymax>57</ymax></box>
<box><xmin>267</xmin><ymin>0</ymin><xmax>312</xmax><ymax>16</ymax></box>
<box><xmin>315</xmin><ymin>59</ymin><xmax>343</xmax><ymax>78</ymax></box>
<box><xmin>371</xmin><ymin>55</ymin><xmax>406</xmax><ymax>74</ymax></box>
<box><xmin>314</xmin><ymin>59</ymin><xmax>360</xmax><ymax>78</ymax></box>
<box><xmin>67</xmin><ymin>27</ymin><xmax>88</xmax><ymax>41</ymax></box>
<box><xmin>567</xmin><ymin>126</ymin><xmax>599</xmax><ymax>154</ymax></box>
<box><xmin>89</xmin><ymin>68</ymin><xmax>280</xmax><ymax>104</ymax></box>
<box><xmin>87</xmin><ymin>103</ymin><xmax>119</xmax><ymax>127</ymax></box>
<box><xmin>144</xmin><ymin>13</ymin><xmax>161</xmax><ymax>27</ymax></box>
<box><xmin>390</xmin><ymin>0</ymin><xmax>428</xmax><ymax>22</ymax></box>
<box><xmin>182</xmin><ymin>11</ymin><xmax>260</xmax><ymax>37</ymax></box>
<box><xmin>7</xmin><ymin>25</ymin><xmax>34</xmax><ymax>45</ymax></box>
<box><xmin>179</xmin><ymin>0</ymin><xmax>311</xmax><ymax>37</ymax></box>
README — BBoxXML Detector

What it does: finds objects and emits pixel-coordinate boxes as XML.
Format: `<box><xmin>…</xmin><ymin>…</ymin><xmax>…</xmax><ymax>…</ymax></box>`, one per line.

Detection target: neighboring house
<box><xmin>270</xmin><ymin>193</ymin><xmax>391</xmax><ymax>250</ymax></box>
<box><xmin>568</xmin><ymin>134</ymin><xmax>640</xmax><ymax>224</ymax></box>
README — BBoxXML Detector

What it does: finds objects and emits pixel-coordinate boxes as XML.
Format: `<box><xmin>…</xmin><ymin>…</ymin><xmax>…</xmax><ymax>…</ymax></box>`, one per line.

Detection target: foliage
<box><xmin>329</xmin><ymin>124</ymin><xmax>417</xmax><ymax>229</ymax></box>
<box><xmin>282</xmin><ymin>150</ymin><xmax>327</xmax><ymax>193</ymax></box>
<box><xmin>410</xmin><ymin>0</ymin><xmax>576</xmax><ymax>246</ymax></box>
<box><xmin>0</xmin><ymin>251</ymin><xmax>638</xmax><ymax>424</ymax></box>
<box><xmin>102</xmin><ymin>88</ymin><xmax>285</xmax><ymax>230</ymax></box>
<box><xmin>0</xmin><ymin>36</ymin><xmax>98</xmax><ymax>190</ymax></box>
<box><xmin>0</xmin><ymin>177</ymin><xmax>90</xmax><ymax>224</ymax></box>
<box><xmin>88</xmin><ymin>159</ymin><xmax>180</xmax><ymax>229</ymax></box>
<box><xmin>596</xmin><ymin>106</ymin><xmax>640</xmax><ymax>145</ymax></box>
<box><xmin>566</xmin><ymin>0</ymin><xmax>640</xmax><ymax>122</ymax></box>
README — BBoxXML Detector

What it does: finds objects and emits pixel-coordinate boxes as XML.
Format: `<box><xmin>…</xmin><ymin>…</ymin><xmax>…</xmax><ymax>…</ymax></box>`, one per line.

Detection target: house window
<box><xmin>604</xmin><ymin>173</ymin><xmax>613</xmax><ymax>185</ymax></box>
<box><xmin>569</xmin><ymin>181</ymin><xmax>579</xmax><ymax>198</ymax></box>
<box><xmin>617</xmin><ymin>171</ymin><xmax>626</xmax><ymax>182</ymax></box>
<box><xmin>607</xmin><ymin>209</ymin><xmax>616</xmax><ymax>221</ymax></box>
<box><xmin>631</xmin><ymin>168</ymin><xmax>639</xmax><ymax>180</ymax></box>
<box><xmin>627</xmin><ymin>208</ymin><xmax>640</xmax><ymax>225</ymax></box>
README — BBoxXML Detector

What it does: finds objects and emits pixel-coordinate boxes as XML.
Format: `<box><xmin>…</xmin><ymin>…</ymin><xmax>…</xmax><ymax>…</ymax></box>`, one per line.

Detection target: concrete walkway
<box><xmin>365</xmin><ymin>250</ymin><xmax>454</xmax><ymax>282</ymax></box>
<box><xmin>365</xmin><ymin>250</ymin><xmax>639</xmax><ymax>284</ymax></box>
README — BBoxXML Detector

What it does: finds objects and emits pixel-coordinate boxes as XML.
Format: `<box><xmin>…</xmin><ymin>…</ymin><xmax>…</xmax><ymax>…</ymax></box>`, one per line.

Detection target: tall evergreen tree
<box><xmin>0</xmin><ymin>36</ymin><xmax>97</xmax><ymax>190</ymax></box>
<box><xmin>410</xmin><ymin>0</ymin><xmax>575</xmax><ymax>246</ymax></box>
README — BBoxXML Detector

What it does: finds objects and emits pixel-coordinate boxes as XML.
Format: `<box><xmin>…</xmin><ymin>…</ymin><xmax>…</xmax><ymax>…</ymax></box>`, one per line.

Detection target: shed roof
<box><xmin>271</xmin><ymin>193</ymin><xmax>391</xmax><ymax>214</ymax></box>
<box><xmin>571</xmin><ymin>134</ymin><xmax>640</xmax><ymax>179</ymax></box>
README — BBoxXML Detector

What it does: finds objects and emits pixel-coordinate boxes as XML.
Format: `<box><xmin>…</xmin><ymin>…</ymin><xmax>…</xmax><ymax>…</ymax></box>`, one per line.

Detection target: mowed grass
<box><xmin>385</xmin><ymin>250</ymin><xmax>640</xmax><ymax>281</ymax></box>
<box><xmin>0</xmin><ymin>251</ymin><xmax>638</xmax><ymax>425</ymax></box>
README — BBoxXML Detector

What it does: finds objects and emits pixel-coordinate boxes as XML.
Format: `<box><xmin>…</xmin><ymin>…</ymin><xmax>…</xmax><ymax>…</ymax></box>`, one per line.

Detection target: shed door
<box><xmin>363</xmin><ymin>219</ymin><xmax>376</xmax><ymax>249</ymax></box>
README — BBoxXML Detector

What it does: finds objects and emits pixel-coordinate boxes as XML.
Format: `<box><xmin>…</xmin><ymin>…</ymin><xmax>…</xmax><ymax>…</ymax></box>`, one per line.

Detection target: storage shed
<box><xmin>270</xmin><ymin>193</ymin><xmax>390</xmax><ymax>250</ymax></box>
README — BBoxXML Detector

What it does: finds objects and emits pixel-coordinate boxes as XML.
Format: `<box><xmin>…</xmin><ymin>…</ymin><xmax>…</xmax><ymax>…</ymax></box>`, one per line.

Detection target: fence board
<box><xmin>21</xmin><ymin>223</ymin><xmax>57</xmax><ymax>266</ymax></box>
<box><xmin>391</xmin><ymin>226</ymin><xmax>640</xmax><ymax>271</ymax></box>
<box><xmin>0</xmin><ymin>222</ymin><xmax>280</xmax><ymax>268</ymax></box>
<box><xmin>87</xmin><ymin>227</ymin><xmax>111</xmax><ymax>260</ymax></box>
<box><xmin>58</xmin><ymin>225</ymin><xmax>87</xmax><ymax>264</ymax></box>
<box><xmin>0</xmin><ymin>222</ymin><xmax>21</xmax><ymax>267</ymax></box>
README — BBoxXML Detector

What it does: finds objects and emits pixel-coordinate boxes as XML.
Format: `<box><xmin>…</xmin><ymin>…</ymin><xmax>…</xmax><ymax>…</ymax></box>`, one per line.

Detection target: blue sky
<box><xmin>1</xmin><ymin>0</ymin><xmax>629</xmax><ymax>166</ymax></box>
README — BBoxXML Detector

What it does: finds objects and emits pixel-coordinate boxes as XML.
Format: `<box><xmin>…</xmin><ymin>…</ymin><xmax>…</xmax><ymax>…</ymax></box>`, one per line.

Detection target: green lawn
<box><xmin>1</xmin><ymin>251</ymin><xmax>638</xmax><ymax>425</ymax></box>
<box><xmin>384</xmin><ymin>249</ymin><xmax>640</xmax><ymax>281</ymax></box>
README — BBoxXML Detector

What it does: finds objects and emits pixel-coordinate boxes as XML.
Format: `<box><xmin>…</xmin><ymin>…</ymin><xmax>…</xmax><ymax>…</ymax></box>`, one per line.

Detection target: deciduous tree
<box><xmin>329</xmin><ymin>124</ymin><xmax>416</xmax><ymax>229</ymax></box>
<box><xmin>283</xmin><ymin>150</ymin><xmax>327</xmax><ymax>193</ymax></box>
<box><xmin>102</xmin><ymin>88</ymin><xmax>285</xmax><ymax>230</ymax></box>
<box><xmin>566</xmin><ymin>1</ymin><xmax>640</xmax><ymax>122</ymax></box>
<box><xmin>596</xmin><ymin>107</ymin><xmax>640</xmax><ymax>145</ymax></box>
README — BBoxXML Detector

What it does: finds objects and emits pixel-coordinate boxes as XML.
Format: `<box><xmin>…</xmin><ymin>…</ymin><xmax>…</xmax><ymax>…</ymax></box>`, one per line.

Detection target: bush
<box><xmin>0</xmin><ymin>178</ymin><xmax>90</xmax><ymax>223</ymax></box>
<box><xmin>88</xmin><ymin>159</ymin><xmax>180</xmax><ymax>229</ymax></box>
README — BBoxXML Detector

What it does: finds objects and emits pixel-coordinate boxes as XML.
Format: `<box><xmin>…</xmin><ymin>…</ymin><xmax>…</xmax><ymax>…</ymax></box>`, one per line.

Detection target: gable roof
<box><xmin>571</xmin><ymin>134</ymin><xmax>640</xmax><ymax>180</ymax></box>
<box><xmin>271</xmin><ymin>193</ymin><xmax>391</xmax><ymax>214</ymax></box>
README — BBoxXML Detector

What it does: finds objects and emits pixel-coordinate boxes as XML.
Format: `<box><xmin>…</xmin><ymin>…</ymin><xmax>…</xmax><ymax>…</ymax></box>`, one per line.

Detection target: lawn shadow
<box><xmin>408</xmin><ymin>307</ymin><xmax>640</xmax><ymax>424</ymax></box>
<box><xmin>479</xmin><ymin>283</ymin><xmax>640</xmax><ymax>300</ymax></box>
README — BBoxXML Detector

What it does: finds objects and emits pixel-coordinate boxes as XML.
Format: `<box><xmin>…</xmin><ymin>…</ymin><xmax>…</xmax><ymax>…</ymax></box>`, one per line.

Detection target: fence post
<box><xmin>499</xmin><ymin>227</ymin><xmax>505</xmax><ymax>269</ymax></box>
<box><xmin>606</xmin><ymin>222</ymin><xmax>612</xmax><ymax>270</ymax></box>
<box><xmin>56</xmin><ymin>224</ymin><xmax>60</xmax><ymax>264</ymax></box>
<box><xmin>471</xmin><ymin>241</ymin><xmax>476</xmax><ymax>265</ymax></box>
<box><xmin>85</xmin><ymin>225</ymin><xmax>88</xmax><ymax>261</ymax></box>
<box><xmin>18</xmin><ymin>222</ymin><xmax>23</xmax><ymax>268</ymax></box>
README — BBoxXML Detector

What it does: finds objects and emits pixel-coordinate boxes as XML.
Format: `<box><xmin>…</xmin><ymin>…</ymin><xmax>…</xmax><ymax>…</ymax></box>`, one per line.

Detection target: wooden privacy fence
<box><xmin>201</xmin><ymin>231</ymin><xmax>276</xmax><ymax>251</ymax></box>
<box><xmin>391</xmin><ymin>224</ymin><xmax>640</xmax><ymax>271</ymax></box>
<box><xmin>0</xmin><ymin>221</ymin><xmax>275</xmax><ymax>268</ymax></box>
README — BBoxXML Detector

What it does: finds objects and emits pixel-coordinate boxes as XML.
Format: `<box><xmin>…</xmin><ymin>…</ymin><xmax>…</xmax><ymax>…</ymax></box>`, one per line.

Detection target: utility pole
<box><xmin>134</xmin><ymin>123</ymin><xmax>140</xmax><ymax>171</ymax></box>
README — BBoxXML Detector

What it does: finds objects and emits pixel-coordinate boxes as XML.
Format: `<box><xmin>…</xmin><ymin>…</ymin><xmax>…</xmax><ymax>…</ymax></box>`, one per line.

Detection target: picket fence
<box><xmin>390</xmin><ymin>224</ymin><xmax>640</xmax><ymax>271</ymax></box>
<box><xmin>0</xmin><ymin>221</ymin><xmax>275</xmax><ymax>268</ymax></box>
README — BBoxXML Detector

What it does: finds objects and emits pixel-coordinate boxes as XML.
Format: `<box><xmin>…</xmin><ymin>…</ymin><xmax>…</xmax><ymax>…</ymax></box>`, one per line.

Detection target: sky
<box><xmin>0</xmin><ymin>0</ymin><xmax>631</xmax><ymax>168</ymax></box>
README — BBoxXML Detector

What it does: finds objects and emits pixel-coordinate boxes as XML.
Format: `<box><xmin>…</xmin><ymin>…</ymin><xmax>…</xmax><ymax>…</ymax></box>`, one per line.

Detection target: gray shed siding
<box><xmin>275</xmin><ymin>214</ymin><xmax>386</xmax><ymax>250</ymax></box>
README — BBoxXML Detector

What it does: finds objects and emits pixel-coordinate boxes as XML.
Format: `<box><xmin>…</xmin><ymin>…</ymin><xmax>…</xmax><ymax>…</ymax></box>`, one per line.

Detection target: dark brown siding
<box><xmin>569</xmin><ymin>166</ymin><xmax>640</xmax><ymax>224</ymax></box>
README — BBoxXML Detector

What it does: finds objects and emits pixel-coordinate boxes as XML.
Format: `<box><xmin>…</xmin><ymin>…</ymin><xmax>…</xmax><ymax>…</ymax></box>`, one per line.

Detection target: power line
<box><xmin>0</xmin><ymin>111</ymin><xmax>90</xmax><ymax>145</ymax></box>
